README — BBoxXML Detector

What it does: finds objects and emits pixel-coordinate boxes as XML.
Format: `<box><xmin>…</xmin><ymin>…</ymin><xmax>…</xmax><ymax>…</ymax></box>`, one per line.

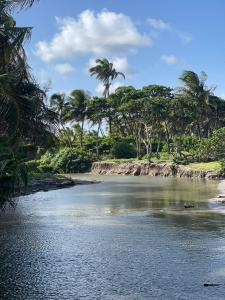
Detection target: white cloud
<box><xmin>53</xmin><ymin>63</ymin><xmax>75</xmax><ymax>74</ymax></box>
<box><xmin>112</xmin><ymin>57</ymin><xmax>135</xmax><ymax>76</ymax></box>
<box><xmin>36</xmin><ymin>9</ymin><xmax>151</xmax><ymax>61</ymax></box>
<box><xmin>161</xmin><ymin>54</ymin><xmax>178</xmax><ymax>65</ymax></box>
<box><xmin>148</xmin><ymin>18</ymin><xmax>171</xmax><ymax>31</ymax></box>
<box><xmin>95</xmin><ymin>81</ymin><xmax>124</xmax><ymax>94</ymax></box>
<box><xmin>147</xmin><ymin>18</ymin><xmax>192</xmax><ymax>45</ymax></box>
<box><xmin>177</xmin><ymin>32</ymin><xmax>192</xmax><ymax>45</ymax></box>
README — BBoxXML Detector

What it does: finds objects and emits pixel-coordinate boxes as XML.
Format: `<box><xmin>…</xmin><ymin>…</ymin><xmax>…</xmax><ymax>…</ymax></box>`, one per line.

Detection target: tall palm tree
<box><xmin>0</xmin><ymin>0</ymin><xmax>56</xmax><ymax>205</ymax></box>
<box><xmin>89</xmin><ymin>58</ymin><xmax>125</xmax><ymax>134</ymax></box>
<box><xmin>86</xmin><ymin>97</ymin><xmax>107</xmax><ymax>159</ymax></box>
<box><xmin>50</xmin><ymin>93</ymin><xmax>68</xmax><ymax>125</ymax></box>
<box><xmin>67</xmin><ymin>90</ymin><xmax>89</xmax><ymax>148</ymax></box>
<box><xmin>50</xmin><ymin>93</ymin><xmax>74</xmax><ymax>147</ymax></box>
<box><xmin>179</xmin><ymin>70</ymin><xmax>214</xmax><ymax>139</ymax></box>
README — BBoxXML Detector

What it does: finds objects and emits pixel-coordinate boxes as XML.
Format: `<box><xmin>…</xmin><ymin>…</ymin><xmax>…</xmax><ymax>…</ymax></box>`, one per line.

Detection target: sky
<box><xmin>14</xmin><ymin>0</ymin><xmax>225</xmax><ymax>97</ymax></box>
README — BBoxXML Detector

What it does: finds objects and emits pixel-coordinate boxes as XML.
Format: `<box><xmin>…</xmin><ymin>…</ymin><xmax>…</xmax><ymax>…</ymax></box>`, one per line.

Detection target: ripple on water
<box><xmin>0</xmin><ymin>176</ymin><xmax>225</xmax><ymax>299</ymax></box>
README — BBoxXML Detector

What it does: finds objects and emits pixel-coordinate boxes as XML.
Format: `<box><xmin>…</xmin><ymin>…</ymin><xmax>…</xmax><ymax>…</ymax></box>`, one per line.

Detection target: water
<box><xmin>0</xmin><ymin>176</ymin><xmax>225</xmax><ymax>299</ymax></box>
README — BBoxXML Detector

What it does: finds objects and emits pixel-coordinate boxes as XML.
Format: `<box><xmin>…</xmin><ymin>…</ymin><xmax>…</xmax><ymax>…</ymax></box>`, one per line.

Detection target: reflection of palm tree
<box><xmin>89</xmin><ymin>58</ymin><xmax>125</xmax><ymax>134</ymax></box>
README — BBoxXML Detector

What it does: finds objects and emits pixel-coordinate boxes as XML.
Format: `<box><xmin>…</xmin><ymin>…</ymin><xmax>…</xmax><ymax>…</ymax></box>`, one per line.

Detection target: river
<box><xmin>0</xmin><ymin>176</ymin><xmax>225</xmax><ymax>299</ymax></box>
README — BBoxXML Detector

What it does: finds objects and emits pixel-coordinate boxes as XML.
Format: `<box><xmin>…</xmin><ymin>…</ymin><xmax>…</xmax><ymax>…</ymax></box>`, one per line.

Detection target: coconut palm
<box><xmin>89</xmin><ymin>58</ymin><xmax>125</xmax><ymax>134</ymax></box>
<box><xmin>67</xmin><ymin>90</ymin><xmax>90</xmax><ymax>148</ymax></box>
<box><xmin>179</xmin><ymin>70</ymin><xmax>215</xmax><ymax>139</ymax></box>
<box><xmin>0</xmin><ymin>0</ymin><xmax>57</xmax><ymax>204</ymax></box>
<box><xmin>86</xmin><ymin>97</ymin><xmax>107</xmax><ymax>159</ymax></box>
<box><xmin>50</xmin><ymin>93</ymin><xmax>68</xmax><ymax>125</ymax></box>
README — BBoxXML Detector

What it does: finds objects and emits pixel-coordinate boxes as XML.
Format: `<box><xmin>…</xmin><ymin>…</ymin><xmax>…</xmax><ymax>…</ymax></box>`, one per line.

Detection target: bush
<box><xmin>192</xmin><ymin>128</ymin><xmax>225</xmax><ymax>162</ymax></box>
<box><xmin>173</xmin><ymin>135</ymin><xmax>199</xmax><ymax>153</ymax></box>
<box><xmin>49</xmin><ymin>148</ymin><xmax>94</xmax><ymax>173</ymax></box>
<box><xmin>110</xmin><ymin>141</ymin><xmax>136</xmax><ymax>159</ymax></box>
<box><xmin>26</xmin><ymin>160</ymin><xmax>39</xmax><ymax>172</ymax></box>
<box><xmin>219</xmin><ymin>160</ymin><xmax>225</xmax><ymax>177</ymax></box>
<box><xmin>37</xmin><ymin>151</ymin><xmax>53</xmax><ymax>173</ymax></box>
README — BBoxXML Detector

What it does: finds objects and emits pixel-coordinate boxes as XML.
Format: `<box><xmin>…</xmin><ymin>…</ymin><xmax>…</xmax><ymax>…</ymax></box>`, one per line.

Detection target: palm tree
<box><xmin>50</xmin><ymin>93</ymin><xmax>68</xmax><ymax>125</ymax></box>
<box><xmin>89</xmin><ymin>58</ymin><xmax>125</xmax><ymax>134</ymax></box>
<box><xmin>86</xmin><ymin>97</ymin><xmax>107</xmax><ymax>159</ymax></box>
<box><xmin>50</xmin><ymin>93</ymin><xmax>74</xmax><ymax>147</ymax></box>
<box><xmin>179</xmin><ymin>70</ymin><xmax>214</xmax><ymax>139</ymax></box>
<box><xmin>67</xmin><ymin>90</ymin><xmax>89</xmax><ymax>148</ymax></box>
<box><xmin>4</xmin><ymin>0</ymin><xmax>38</xmax><ymax>9</ymax></box>
<box><xmin>0</xmin><ymin>0</ymin><xmax>57</xmax><ymax>204</ymax></box>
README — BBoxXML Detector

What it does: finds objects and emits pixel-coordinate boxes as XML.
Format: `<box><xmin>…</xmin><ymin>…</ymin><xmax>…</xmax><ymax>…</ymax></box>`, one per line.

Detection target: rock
<box><xmin>184</xmin><ymin>204</ymin><xmax>195</xmax><ymax>209</ymax></box>
<box><xmin>204</xmin><ymin>283</ymin><xmax>221</xmax><ymax>287</ymax></box>
<box><xmin>205</xmin><ymin>170</ymin><xmax>218</xmax><ymax>180</ymax></box>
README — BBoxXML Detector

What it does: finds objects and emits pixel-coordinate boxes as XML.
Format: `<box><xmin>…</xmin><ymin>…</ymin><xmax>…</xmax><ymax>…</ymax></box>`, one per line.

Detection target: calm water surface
<box><xmin>1</xmin><ymin>176</ymin><xmax>225</xmax><ymax>299</ymax></box>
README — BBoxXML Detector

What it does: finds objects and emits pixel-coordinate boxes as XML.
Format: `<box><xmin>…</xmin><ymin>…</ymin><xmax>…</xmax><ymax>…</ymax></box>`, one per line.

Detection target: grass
<box><xmin>102</xmin><ymin>152</ymin><xmax>174</xmax><ymax>164</ymax></box>
<box><xmin>101</xmin><ymin>155</ymin><xmax>222</xmax><ymax>173</ymax></box>
<box><xmin>187</xmin><ymin>161</ymin><xmax>221</xmax><ymax>171</ymax></box>
<box><xmin>29</xmin><ymin>172</ymin><xmax>65</xmax><ymax>181</ymax></box>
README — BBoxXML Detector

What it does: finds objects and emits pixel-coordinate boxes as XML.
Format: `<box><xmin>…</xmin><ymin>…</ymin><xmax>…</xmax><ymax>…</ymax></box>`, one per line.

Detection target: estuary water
<box><xmin>1</xmin><ymin>175</ymin><xmax>225</xmax><ymax>299</ymax></box>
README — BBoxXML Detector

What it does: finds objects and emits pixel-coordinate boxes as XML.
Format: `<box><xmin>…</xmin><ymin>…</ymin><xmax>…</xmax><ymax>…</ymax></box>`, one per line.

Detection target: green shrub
<box><xmin>26</xmin><ymin>160</ymin><xmax>39</xmax><ymax>172</ymax></box>
<box><xmin>110</xmin><ymin>141</ymin><xmax>136</xmax><ymax>159</ymax></box>
<box><xmin>50</xmin><ymin>148</ymin><xmax>94</xmax><ymax>173</ymax></box>
<box><xmin>219</xmin><ymin>160</ymin><xmax>225</xmax><ymax>177</ymax></box>
<box><xmin>192</xmin><ymin>128</ymin><xmax>225</xmax><ymax>162</ymax></box>
<box><xmin>37</xmin><ymin>151</ymin><xmax>54</xmax><ymax>173</ymax></box>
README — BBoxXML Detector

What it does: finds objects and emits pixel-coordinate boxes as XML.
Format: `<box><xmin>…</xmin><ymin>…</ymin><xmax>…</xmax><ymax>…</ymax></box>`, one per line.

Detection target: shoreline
<box><xmin>91</xmin><ymin>161</ymin><xmax>221</xmax><ymax>179</ymax></box>
<box><xmin>208</xmin><ymin>179</ymin><xmax>225</xmax><ymax>213</ymax></box>
<box><xmin>16</xmin><ymin>177</ymin><xmax>99</xmax><ymax>197</ymax></box>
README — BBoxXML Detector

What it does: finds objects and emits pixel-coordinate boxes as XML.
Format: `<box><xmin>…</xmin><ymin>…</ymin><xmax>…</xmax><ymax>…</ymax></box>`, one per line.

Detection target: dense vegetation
<box><xmin>1</xmin><ymin>1</ymin><xmax>225</xmax><ymax>206</ymax></box>
<box><xmin>41</xmin><ymin>68</ymin><xmax>225</xmax><ymax>174</ymax></box>
<box><xmin>0</xmin><ymin>0</ymin><xmax>56</xmax><ymax>205</ymax></box>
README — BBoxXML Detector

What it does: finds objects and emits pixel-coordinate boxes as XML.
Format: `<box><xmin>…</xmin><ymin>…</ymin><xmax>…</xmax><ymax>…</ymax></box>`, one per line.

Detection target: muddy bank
<box><xmin>91</xmin><ymin>161</ymin><xmax>219</xmax><ymax>179</ymax></box>
<box><xmin>17</xmin><ymin>177</ymin><xmax>99</xmax><ymax>197</ymax></box>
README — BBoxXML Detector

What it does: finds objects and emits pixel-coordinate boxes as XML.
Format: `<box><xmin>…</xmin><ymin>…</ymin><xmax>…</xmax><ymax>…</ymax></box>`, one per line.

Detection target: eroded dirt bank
<box><xmin>91</xmin><ymin>162</ymin><xmax>218</xmax><ymax>179</ymax></box>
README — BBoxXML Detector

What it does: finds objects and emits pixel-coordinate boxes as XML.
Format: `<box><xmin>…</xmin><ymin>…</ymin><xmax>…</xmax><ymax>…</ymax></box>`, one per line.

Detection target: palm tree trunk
<box><xmin>80</xmin><ymin>118</ymin><xmax>84</xmax><ymax>148</ymax></box>
<box><xmin>96</xmin><ymin>121</ymin><xmax>101</xmax><ymax>160</ymax></box>
<box><xmin>61</xmin><ymin>121</ymin><xmax>72</xmax><ymax>148</ymax></box>
<box><xmin>108</xmin><ymin>116</ymin><xmax>112</xmax><ymax>135</ymax></box>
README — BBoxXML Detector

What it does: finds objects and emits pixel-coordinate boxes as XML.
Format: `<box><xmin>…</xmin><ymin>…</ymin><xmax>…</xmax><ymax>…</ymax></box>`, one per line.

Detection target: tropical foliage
<box><xmin>0</xmin><ymin>0</ymin><xmax>56</xmax><ymax>206</ymax></box>
<box><xmin>46</xmin><ymin>70</ymin><xmax>225</xmax><ymax>167</ymax></box>
<box><xmin>1</xmin><ymin>0</ymin><xmax>225</xmax><ymax>206</ymax></box>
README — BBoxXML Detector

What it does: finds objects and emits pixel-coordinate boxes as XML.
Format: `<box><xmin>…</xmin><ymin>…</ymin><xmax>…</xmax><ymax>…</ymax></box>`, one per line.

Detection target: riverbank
<box><xmin>91</xmin><ymin>161</ymin><xmax>220</xmax><ymax>179</ymax></box>
<box><xmin>208</xmin><ymin>180</ymin><xmax>225</xmax><ymax>212</ymax></box>
<box><xmin>16</xmin><ymin>176</ymin><xmax>99</xmax><ymax>197</ymax></box>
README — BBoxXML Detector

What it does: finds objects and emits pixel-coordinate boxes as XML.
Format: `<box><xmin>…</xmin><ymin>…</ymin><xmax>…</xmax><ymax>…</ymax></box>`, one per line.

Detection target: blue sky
<box><xmin>14</xmin><ymin>0</ymin><xmax>225</xmax><ymax>97</ymax></box>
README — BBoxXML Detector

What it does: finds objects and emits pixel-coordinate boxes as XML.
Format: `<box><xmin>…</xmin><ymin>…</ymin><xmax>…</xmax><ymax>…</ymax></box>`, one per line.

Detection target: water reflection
<box><xmin>0</xmin><ymin>176</ymin><xmax>225</xmax><ymax>299</ymax></box>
